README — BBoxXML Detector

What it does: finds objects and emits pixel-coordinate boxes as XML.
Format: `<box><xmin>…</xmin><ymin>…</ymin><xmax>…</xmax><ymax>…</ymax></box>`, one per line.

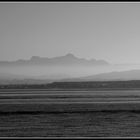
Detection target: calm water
<box><xmin>1</xmin><ymin>89</ymin><xmax>140</xmax><ymax>137</ymax></box>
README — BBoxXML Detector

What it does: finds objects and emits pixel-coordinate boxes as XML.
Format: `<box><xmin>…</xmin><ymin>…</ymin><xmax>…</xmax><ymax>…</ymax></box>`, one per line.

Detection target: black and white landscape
<box><xmin>1</xmin><ymin>2</ymin><xmax>140</xmax><ymax>138</ymax></box>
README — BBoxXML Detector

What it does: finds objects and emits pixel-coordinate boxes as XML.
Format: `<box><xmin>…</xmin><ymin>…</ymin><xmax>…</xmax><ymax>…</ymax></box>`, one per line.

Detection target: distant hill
<box><xmin>0</xmin><ymin>79</ymin><xmax>53</xmax><ymax>85</ymax></box>
<box><xmin>0</xmin><ymin>72</ymin><xmax>71</xmax><ymax>85</ymax></box>
<box><xmin>2</xmin><ymin>69</ymin><xmax>140</xmax><ymax>85</ymax></box>
<box><xmin>75</xmin><ymin>69</ymin><xmax>140</xmax><ymax>81</ymax></box>
<box><xmin>0</xmin><ymin>73</ymin><xmax>54</xmax><ymax>85</ymax></box>
<box><xmin>0</xmin><ymin>53</ymin><xmax>109</xmax><ymax>66</ymax></box>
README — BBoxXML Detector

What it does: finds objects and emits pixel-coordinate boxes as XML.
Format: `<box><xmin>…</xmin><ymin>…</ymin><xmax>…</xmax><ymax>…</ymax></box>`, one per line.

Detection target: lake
<box><xmin>1</xmin><ymin>89</ymin><xmax>140</xmax><ymax>137</ymax></box>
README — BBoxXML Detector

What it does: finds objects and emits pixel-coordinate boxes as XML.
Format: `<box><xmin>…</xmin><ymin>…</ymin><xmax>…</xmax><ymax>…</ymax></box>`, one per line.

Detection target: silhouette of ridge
<box><xmin>0</xmin><ymin>53</ymin><xmax>109</xmax><ymax>66</ymax></box>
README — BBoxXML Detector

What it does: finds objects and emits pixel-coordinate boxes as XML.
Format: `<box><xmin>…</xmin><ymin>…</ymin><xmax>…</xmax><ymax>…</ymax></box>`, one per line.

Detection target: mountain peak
<box><xmin>65</xmin><ymin>53</ymin><xmax>75</xmax><ymax>58</ymax></box>
<box><xmin>30</xmin><ymin>56</ymin><xmax>41</xmax><ymax>60</ymax></box>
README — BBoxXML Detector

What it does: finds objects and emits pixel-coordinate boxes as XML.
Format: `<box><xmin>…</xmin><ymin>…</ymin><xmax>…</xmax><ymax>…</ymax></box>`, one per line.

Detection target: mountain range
<box><xmin>1</xmin><ymin>54</ymin><xmax>140</xmax><ymax>84</ymax></box>
<box><xmin>0</xmin><ymin>53</ymin><xmax>109</xmax><ymax>66</ymax></box>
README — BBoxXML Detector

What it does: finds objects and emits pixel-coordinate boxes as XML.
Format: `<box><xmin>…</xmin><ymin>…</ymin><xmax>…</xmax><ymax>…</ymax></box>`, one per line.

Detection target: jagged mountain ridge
<box><xmin>0</xmin><ymin>53</ymin><xmax>109</xmax><ymax>66</ymax></box>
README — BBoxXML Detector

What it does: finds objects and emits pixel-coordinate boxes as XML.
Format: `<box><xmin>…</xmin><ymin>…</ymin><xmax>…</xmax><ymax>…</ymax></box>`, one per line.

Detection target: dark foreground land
<box><xmin>0</xmin><ymin>88</ymin><xmax>140</xmax><ymax>137</ymax></box>
<box><xmin>1</xmin><ymin>111</ymin><xmax>140</xmax><ymax>137</ymax></box>
<box><xmin>1</xmin><ymin>80</ymin><xmax>140</xmax><ymax>89</ymax></box>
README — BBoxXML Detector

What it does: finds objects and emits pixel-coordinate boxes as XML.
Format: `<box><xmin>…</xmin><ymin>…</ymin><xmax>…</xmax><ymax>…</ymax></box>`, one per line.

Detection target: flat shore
<box><xmin>1</xmin><ymin>89</ymin><xmax>140</xmax><ymax>113</ymax></box>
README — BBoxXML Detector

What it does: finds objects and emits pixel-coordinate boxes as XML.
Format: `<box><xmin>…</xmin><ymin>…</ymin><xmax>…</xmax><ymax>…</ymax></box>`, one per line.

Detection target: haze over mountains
<box><xmin>0</xmin><ymin>53</ymin><xmax>109</xmax><ymax>66</ymax></box>
<box><xmin>1</xmin><ymin>53</ymin><xmax>140</xmax><ymax>84</ymax></box>
<box><xmin>0</xmin><ymin>53</ymin><xmax>111</xmax><ymax>82</ymax></box>
<box><xmin>2</xmin><ymin>69</ymin><xmax>140</xmax><ymax>85</ymax></box>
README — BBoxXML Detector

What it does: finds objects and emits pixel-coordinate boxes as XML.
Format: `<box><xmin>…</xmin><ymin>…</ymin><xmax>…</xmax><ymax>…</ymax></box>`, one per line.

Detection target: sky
<box><xmin>0</xmin><ymin>2</ymin><xmax>140</xmax><ymax>64</ymax></box>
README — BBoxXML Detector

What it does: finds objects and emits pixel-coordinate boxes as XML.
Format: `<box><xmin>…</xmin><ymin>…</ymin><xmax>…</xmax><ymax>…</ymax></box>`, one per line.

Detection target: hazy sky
<box><xmin>1</xmin><ymin>2</ymin><xmax>140</xmax><ymax>64</ymax></box>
